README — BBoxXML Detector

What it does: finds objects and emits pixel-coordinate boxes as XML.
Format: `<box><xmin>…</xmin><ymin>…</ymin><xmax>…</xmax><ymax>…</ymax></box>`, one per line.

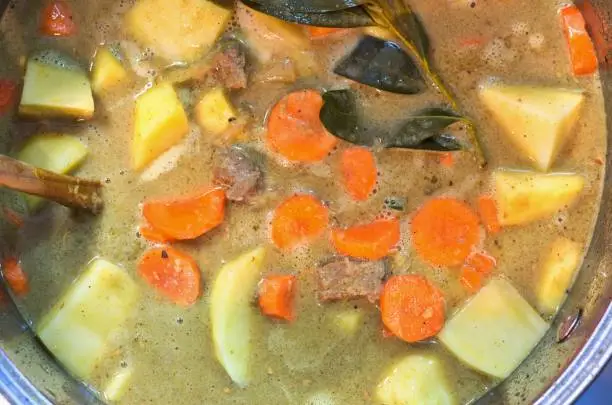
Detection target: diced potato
<box><xmin>210</xmin><ymin>247</ymin><xmax>266</xmax><ymax>387</ymax></box>
<box><xmin>19</xmin><ymin>59</ymin><xmax>94</xmax><ymax>120</ymax></box>
<box><xmin>125</xmin><ymin>0</ymin><xmax>232</xmax><ymax>63</ymax></box>
<box><xmin>494</xmin><ymin>170</ymin><xmax>584</xmax><ymax>226</ymax></box>
<box><xmin>103</xmin><ymin>364</ymin><xmax>134</xmax><ymax>402</ymax></box>
<box><xmin>330</xmin><ymin>309</ymin><xmax>364</xmax><ymax>336</ymax></box>
<box><xmin>536</xmin><ymin>237</ymin><xmax>582</xmax><ymax>314</ymax></box>
<box><xmin>37</xmin><ymin>259</ymin><xmax>139</xmax><ymax>379</ymax></box>
<box><xmin>17</xmin><ymin>134</ymin><xmax>88</xmax><ymax>210</ymax></box>
<box><xmin>376</xmin><ymin>354</ymin><xmax>455</xmax><ymax>405</ymax></box>
<box><xmin>91</xmin><ymin>47</ymin><xmax>128</xmax><ymax>94</ymax></box>
<box><xmin>132</xmin><ymin>83</ymin><xmax>189</xmax><ymax>170</ymax></box>
<box><xmin>195</xmin><ymin>88</ymin><xmax>238</xmax><ymax>135</ymax></box>
<box><xmin>438</xmin><ymin>278</ymin><xmax>548</xmax><ymax>379</ymax></box>
<box><xmin>480</xmin><ymin>84</ymin><xmax>584</xmax><ymax>171</ymax></box>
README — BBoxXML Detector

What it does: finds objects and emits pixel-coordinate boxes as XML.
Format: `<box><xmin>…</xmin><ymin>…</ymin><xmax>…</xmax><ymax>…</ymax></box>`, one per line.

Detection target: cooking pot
<box><xmin>0</xmin><ymin>0</ymin><xmax>610</xmax><ymax>404</ymax></box>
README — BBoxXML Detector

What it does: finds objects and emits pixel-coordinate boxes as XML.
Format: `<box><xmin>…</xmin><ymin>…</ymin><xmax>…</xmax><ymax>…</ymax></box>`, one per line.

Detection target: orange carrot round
<box><xmin>138</xmin><ymin>247</ymin><xmax>201</xmax><ymax>306</ymax></box>
<box><xmin>266</xmin><ymin>90</ymin><xmax>338</xmax><ymax>162</ymax></box>
<box><xmin>560</xmin><ymin>5</ymin><xmax>598</xmax><ymax>76</ymax></box>
<box><xmin>2</xmin><ymin>257</ymin><xmax>29</xmax><ymax>296</ymax></box>
<box><xmin>143</xmin><ymin>188</ymin><xmax>226</xmax><ymax>240</ymax></box>
<box><xmin>258</xmin><ymin>275</ymin><xmax>297</xmax><ymax>321</ymax></box>
<box><xmin>271</xmin><ymin>194</ymin><xmax>329</xmax><ymax>250</ymax></box>
<box><xmin>340</xmin><ymin>147</ymin><xmax>377</xmax><ymax>201</ymax></box>
<box><xmin>139</xmin><ymin>224</ymin><xmax>173</xmax><ymax>244</ymax></box>
<box><xmin>411</xmin><ymin>198</ymin><xmax>480</xmax><ymax>267</ymax></box>
<box><xmin>380</xmin><ymin>275</ymin><xmax>445</xmax><ymax>342</ymax></box>
<box><xmin>40</xmin><ymin>0</ymin><xmax>76</xmax><ymax>37</ymax></box>
<box><xmin>331</xmin><ymin>217</ymin><xmax>400</xmax><ymax>260</ymax></box>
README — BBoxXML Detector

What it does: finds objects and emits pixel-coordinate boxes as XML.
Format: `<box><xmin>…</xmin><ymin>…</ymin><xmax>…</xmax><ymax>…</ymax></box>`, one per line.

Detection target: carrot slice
<box><xmin>258</xmin><ymin>275</ymin><xmax>297</xmax><ymax>321</ymax></box>
<box><xmin>380</xmin><ymin>275</ymin><xmax>445</xmax><ymax>343</ymax></box>
<box><xmin>139</xmin><ymin>224</ymin><xmax>173</xmax><ymax>244</ymax></box>
<box><xmin>340</xmin><ymin>147</ymin><xmax>377</xmax><ymax>201</ymax></box>
<box><xmin>143</xmin><ymin>188</ymin><xmax>226</xmax><ymax>240</ymax></box>
<box><xmin>477</xmin><ymin>195</ymin><xmax>501</xmax><ymax>235</ymax></box>
<box><xmin>271</xmin><ymin>194</ymin><xmax>329</xmax><ymax>250</ymax></box>
<box><xmin>561</xmin><ymin>5</ymin><xmax>598</xmax><ymax>76</ymax></box>
<box><xmin>306</xmin><ymin>27</ymin><xmax>349</xmax><ymax>39</ymax></box>
<box><xmin>266</xmin><ymin>90</ymin><xmax>338</xmax><ymax>162</ymax></box>
<box><xmin>465</xmin><ymin>251</ymin><xmax>496</xmax><ymax>275</ymax></box>
<box><xmin>459</xmin><ymin>266</ymin><xmax>483</xmax><ymax>294</ymax></box>
<box><xmin>439</xmin><ymin>152</ymin><xmax>454</xmax><ymax>168</ymax></box>
<box><xmin>0</xmin><ymin>79</ymin><xmax>17</xmax><ymax>117</ymax></box>
<box><xmin>40</xmin><ymin>0</ymin><xmax>77</xmax><ymax>37</ymax></box>
<box><xmin>2</xmin><ymin>257</ymin><xmax>29</xmax><ymax>296</ymax></box>
<box><xmin>138</xmin><ymin>247</ymin><xmax>201</xmax><ymax>306</ymax></box>
<box><xmin>411</xmin><ymin>198</ymin><xmax>480</xmax><ymax>267</ymax></box>
<box><xmin>331</xmin><ymin>217</ymin><xmax>400</xmax><ymax>260</ymax></box>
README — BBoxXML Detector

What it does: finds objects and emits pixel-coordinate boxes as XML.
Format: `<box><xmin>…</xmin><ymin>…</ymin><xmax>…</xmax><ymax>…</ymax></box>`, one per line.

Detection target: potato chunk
<box><xmin>37</xmin><ymin>259</ymin><xmax>139</xmax><ymax>379</ymax></box>
<box><xmin>19</xmin><ymin>58</ymin><xmax>94</xmax><ymax>120</ymax></box>
<box><xmin>480</xmin><ymin>84</ymin><xmax>584</xmax><ymax>171</ymax></box>
<box><xmin>210</xmin><ymin>247</ymin><xmax>266</xmax><ymax>387</ymax></box>
<box><xmin>494</xmin><ymin>170</ymin><xmax>584</xmax><ymax>226</ymax></box>
<box><xmin>17</xmin><ymin>134</ymin><xmax>88</xmax><ymax>210</ymax></box>
<box><xmin>91</xmin><ymin>47</ymin><xmax>128</xmax><ymax>94</ymax></box>
<box><xmin>125</xmin><ymin>0</ymin><xmax>232</xmax><ymax>63</ymax></box>
<box><xmin>376</xmin><ymin>354</ymin><xmax>455</xmax><ymax>405</ymax></box>
<box><xmin>195</xmin><ymin>88</ymin><xmax>238</xmax><ymax>135</ymax></box>
<box><xmin>132</xmin><ymin>83</ymin><xmax>189</xmax><ymax>170</ymax></box>
<box><xmin>536</xmin><ymin>237</ymin><xmax>582</xmax><ymax>314</ymax></box>
<box><xmin>438</xmin><ymin>278</ymin><xmax>548</xmax><ymax>379</ymax></box>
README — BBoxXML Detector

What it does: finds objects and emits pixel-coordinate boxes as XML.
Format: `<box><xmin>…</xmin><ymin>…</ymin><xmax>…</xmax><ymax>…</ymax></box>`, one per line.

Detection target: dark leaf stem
<box><xmin>0</xmin><ymin>155</ymin><xmax>104</xmax><ymax>214</ymax></box>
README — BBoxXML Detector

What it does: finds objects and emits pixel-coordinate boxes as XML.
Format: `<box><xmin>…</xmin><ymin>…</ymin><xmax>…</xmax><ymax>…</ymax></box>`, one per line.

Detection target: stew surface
<box><xmin>0</xmin><ymin>0</ymin><xmax>606</xmax><ymax>404</ymax></box>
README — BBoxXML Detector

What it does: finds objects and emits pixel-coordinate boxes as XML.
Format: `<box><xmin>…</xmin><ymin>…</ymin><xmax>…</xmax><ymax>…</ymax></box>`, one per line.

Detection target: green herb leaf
<box><xmin>246</xmin><ymin>0</ymin><xmax>366</xmax><ymax>13</ymax></box>
<box><xmin>320</xmin><ymin>90</ymin><xmax>364</xmax><ymax>144</ymax></box>
<box><xmin>240</xmin><ymin>0</ymin><xmax>373</xmax><ymax>27</ymax></box>
<box><xmin>388</xmin><ymin>108</ymin><xmax>464</xmax><ymax>148</ymax></box>
<box><xmin>334</xmin><ymin>35</ymin><xmax>425</xmax><ymax>94</ymax></box>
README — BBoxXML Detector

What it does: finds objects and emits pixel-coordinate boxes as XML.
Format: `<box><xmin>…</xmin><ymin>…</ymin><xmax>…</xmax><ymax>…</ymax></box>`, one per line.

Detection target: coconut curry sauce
<box><xmin>0</xmin><ymin>0</ymin><xmax>606</xmax><ymax>404</ymax></box>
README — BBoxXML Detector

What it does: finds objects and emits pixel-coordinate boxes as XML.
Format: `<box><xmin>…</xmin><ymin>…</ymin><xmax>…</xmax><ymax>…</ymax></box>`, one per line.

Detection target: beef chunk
<box><xmin>213</xmin><ymin>147</ymin><xmax>262</xmax><ymax>202</ymax></box>
<box><xmin>315</xmin><ymin>258</ymin><xmax>387</xmax><ymax>303</ymax></box>
<box><xmin>208</xmin><ymin>45</ymin><xmax>247</xmax><ymax>89</ymax></box>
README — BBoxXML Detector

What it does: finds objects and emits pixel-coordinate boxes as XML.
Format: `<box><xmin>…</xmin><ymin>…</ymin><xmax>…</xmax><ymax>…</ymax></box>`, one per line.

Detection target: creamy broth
<box><xmin>0</xmin><ymin>0</ymin><xmax>606</xmax><ymax>404</ymax></box>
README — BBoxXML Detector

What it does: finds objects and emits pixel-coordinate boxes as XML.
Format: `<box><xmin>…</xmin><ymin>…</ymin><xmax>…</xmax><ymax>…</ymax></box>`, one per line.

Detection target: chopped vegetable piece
<box><xmin>438</xmin><ymin>278</ymin><xmax>548</xmax><ymax>378</ymax></box>
<box><xmin>306</xmin><ymin>27</ymin><xmax>349</xmax><ymax>39</ymax></box>
<box><xmin>459</xmin><ymin>266</ymin><xmax>483</xmax><ymax>294</ymax></box>
<box><xmin>266</xmin><ymin>90</ymin><xmax>338</xmax><ymax>162</ymax></box>
<box><xmin>0</xmin><ymin>79</ymin><xmax>17</xmax><ymax>116</ymax></box>
<box><xmin>37</xmin><ymin>259</ymin><xmax>139</xmax><ymax>379</ymax></box>
<box><xmin>477</xmin><ymin>195</ymin><xmax>501</xmax><ymax>234</ymax></box>
<box><xmin>103</xmin><ymin>364</ymin><xmax>134</xmax><ymax>402</ymax></box>
<box><xmin>494</xmin><ymin>170</ymin><xmax>584</xmax><ymax>226</ymax></box>
<box><xmin>210</xmin><ymin>247</ymin><xmax>266</xmax><ymax>387</ymax></box>
<box><xmin>1</xmin><ymin>257</ymin><xmax>29</xmax><ymax>296</ymax></box>
<box><xmin>340</xmin><ymin>147</ymin><xmax>377</xmax><ymax>201</ymax></box>
<box><xmin>376</xmin><ymin>354</ymin><xmax>455</xmax><ymax>405</ymax></box>
<box><xmin>411</xmin><ymin>198</ymin><xmax>480</xmax><ymax>267</ymax></box>
<box><xmin>91</xmin><ymin>47</ymin><xmax>128</xmax><ymax>94</ymax></box>
<box><xmin>380</xmin><ymin>275</ymin><xmax>445</xmax><ymax>343</ymax></box>
<box><xmin>561</xmin><ymin>5</ymin><xmax>598</xmax><ymax>76</ymax></box>
<box><xmin>331</xmin><ymin>218</ymin><xmax>400</xmax><ymax>260</ymax></box>
<box><xmin>479</xmin><ymin>84</ymin><xmax>584</xmax><ymax>171</ymax></box>
<box><xmin>125</xmin><ymin>0</ymin><xmax>232</xmax><ymax>62</ymax></box>
<box><xmin>19</xmin><ymin>58</ymin><xmax>94</xmax><ymax>120</ymax></box>
<box><xmin>270</xmin><ymin>194</ymin><xmax>329</xmax><ymax>250</ymax></box>
<box><xmin>258</xmin><ymin>275</ymin><xmax>297</xmax><ymax>321</ymax></box>
<box><xmin>138</xmin><ymin>247</ymin><xmax>201</xmax><ymax>306</ymax></box>
<box><xmin>195</xmin><ymin>88</ymin><xmax>238</xmax><ymax>136</ymax></box>
<box><xmin>132</xmin><ymin>83</ymin><xmax>189</xmax><ymax>170</ymax></box>
<box><xmin>40</xmin><ymin>0</ymin><xmax>76</xmax><ymax>37</ymax></box>
<box><xmin>439</xmin><ymin>152</ymin><xmax>454</xmax><ymax>167</ymax></box>
<box><xmin>139</xmin><ymin>223</ymin><xmax>173</xmax><ymax>244</ymax></box>
<box><xmin>142</xmin><ymin>187</ymin><xmax>226</xmax><ymax>240</ymax></box>
<box><xmin>331</xmin><ymin>308</ymin><xmax>364</xmax><ymax>336</ymax></box>
<box><xmin>17</xmin><ymin>134</ymin><xmax>88</xmax><ymax>211</ymax></box>
<box><xmin>536</xmin><ymin>237</ymin><xmax>582</xmax><ymax>314</ymax></box>
<box><xmin>459</xmin><ymin>252</ymin><xmax>496</xmax><ymax>294</ymax></box>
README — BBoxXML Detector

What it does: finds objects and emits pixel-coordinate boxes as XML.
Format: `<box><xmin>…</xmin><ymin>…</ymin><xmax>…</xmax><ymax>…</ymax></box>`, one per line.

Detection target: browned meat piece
<box><xmin>213</xmin><ymin>147</ymin><xmax>262</xmax><ymax>202</ymax></box>
<box><xmin>208</xmin><ymin>45</ymin><xmax>247</xmax><ymax>89</ymax></box>
<box><xmin>315</xmin><ymin>258</ymin><xmax>387</xmax><ymax>303</ymax></box>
